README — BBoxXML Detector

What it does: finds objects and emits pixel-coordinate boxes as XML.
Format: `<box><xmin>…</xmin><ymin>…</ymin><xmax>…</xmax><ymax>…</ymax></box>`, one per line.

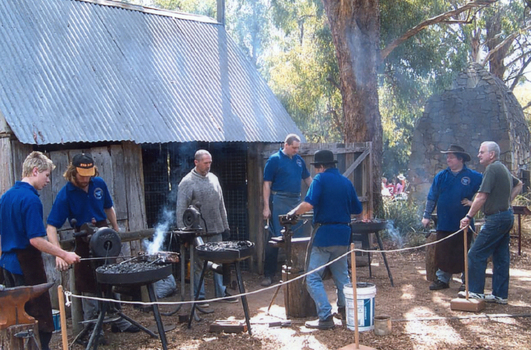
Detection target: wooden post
<box><xmin>57</xmin><ymin>286</ymin><xmax>68</xmax><ymax>350</ymax></box>
<box><xmin>425</xmin><ymin>231</ymin><xmax>437</xmax><ymax>281</ymax></box>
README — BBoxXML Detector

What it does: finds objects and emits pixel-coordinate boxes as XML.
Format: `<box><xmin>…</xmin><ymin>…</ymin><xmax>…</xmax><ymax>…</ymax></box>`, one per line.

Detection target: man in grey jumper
<box><xmin>176</xmin><ymin>149</ymin><xmax>236</xmax><ymax>302</ymax></box>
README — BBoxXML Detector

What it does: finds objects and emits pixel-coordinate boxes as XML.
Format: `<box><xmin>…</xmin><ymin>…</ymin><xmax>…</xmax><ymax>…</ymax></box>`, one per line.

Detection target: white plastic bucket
<box><xmin>344</xmin><ymin>282</ymin><xmax>376</xmax><ymax>332</ymax></box>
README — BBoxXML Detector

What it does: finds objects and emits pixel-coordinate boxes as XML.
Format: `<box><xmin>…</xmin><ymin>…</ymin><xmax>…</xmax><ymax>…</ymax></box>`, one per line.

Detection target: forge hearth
<box><xmin>196</xmin><ymin>241</ymin><xmax>254</xmax><ymax>264</ymax></box>
<box><xmin>96</xmin><ymin>260</ymin><xmax>172</xmax><ymax>285</ymax></box>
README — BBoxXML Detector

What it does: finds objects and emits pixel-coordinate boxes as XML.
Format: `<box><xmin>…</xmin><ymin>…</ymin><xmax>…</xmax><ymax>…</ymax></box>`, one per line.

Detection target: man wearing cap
<box><xmin>421</xmin><ymin>145</ymin><xmax>483</xmax><ymax>291</ymax></box>
<box><xmin>46</xmin><ymin>153</ymin><xmax>138</xmax><ymax>342</ymax></box>
<box><xmin>287</xmin><ymin>150</ymin><xmax>362</xmax><ymax>330</ymax></box>
<box><xmin>458</xmin><ymin>141</ymin><xmax>522</xmax><ymax>304</ymax></box>
<box><xmin>0</xmin><ymin>151</ymin><xmax>80</xmax><ymax>350</ymax></box>
<box><xmin>262</xmin><ymin>134</ymin><xmax>312</xmax><ymax>287</ymax></box>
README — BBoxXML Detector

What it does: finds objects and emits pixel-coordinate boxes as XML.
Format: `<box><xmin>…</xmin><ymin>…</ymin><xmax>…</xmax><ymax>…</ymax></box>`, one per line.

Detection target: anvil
<box><xmin>0</xmin><ymin>282</ymin><xmax>54</xmax><ymax>330</ymax></box>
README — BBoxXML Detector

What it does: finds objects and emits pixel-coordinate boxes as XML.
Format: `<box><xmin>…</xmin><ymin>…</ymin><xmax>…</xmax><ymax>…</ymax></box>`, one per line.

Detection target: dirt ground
<box><xmin>52</xmin><ymin>224</ymin><xmax>531</xmax><ymax>350</ymax></box>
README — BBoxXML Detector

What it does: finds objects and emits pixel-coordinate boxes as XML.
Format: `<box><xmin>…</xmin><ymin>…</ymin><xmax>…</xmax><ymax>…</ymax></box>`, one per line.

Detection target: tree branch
<box><xmin>380</xmin><ymin>0</ymin><xmax>497</xmax><ymax>61</ymax></box>
<box><xmin>523</xmin><ymin>101</ymin><xmax>531</xmax><ymax>111</ymax></box>
<box><xmin>509</xmin><ymin>56</ymin><xmax>531</xmax><ymax>91</ymax></box>
<box><xmin>481</xmin><ymin>24</ymin><xmax>531</xmax><ymax>67</ymax></box>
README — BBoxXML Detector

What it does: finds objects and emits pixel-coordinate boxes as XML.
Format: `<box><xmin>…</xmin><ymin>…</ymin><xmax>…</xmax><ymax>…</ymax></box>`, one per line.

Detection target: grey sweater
<box><xmin>176</xmin><ymin>169</ymin><xmax>229</xmax><ymax>234</ymax></box>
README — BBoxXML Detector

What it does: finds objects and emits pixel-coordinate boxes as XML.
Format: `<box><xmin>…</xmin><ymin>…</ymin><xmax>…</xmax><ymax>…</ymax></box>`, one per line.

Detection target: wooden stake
<box><xmin>450</xmin><ymin>226</ymin><xmax>485</xmax><ymax>312</ymax></box>
<box><xmin>57</xmin><ymin>285</ymin><xmax>68</xmax><ymax>350</ymax></box>
<box><xmin>338</xmin><ymin>244</ymin><xmax>375</xmax><ymax>350</ymax></box>
<box><xmin>350</xmin><ymin>243</ymin><xmax>359</xmax><ymax>349</ymax></box>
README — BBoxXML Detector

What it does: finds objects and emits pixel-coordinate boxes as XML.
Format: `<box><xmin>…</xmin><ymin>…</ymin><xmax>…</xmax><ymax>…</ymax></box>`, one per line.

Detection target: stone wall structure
<box><xmin>408</xmin><ymin>63</ymin><xmax>530</xmax><ymax>202</ymax></box>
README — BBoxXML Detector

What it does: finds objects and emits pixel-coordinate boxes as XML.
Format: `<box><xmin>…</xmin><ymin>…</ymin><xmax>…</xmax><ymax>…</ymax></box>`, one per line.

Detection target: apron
<box><xmin>16</xmin><ymin>245</ymin><xmax>55</xmax><ymax>333</ymax></box>
<box><xmin>74</xmin><ymin>220</ymin><xmax>109</xmax><ymax>294</ymax></box>
<box><xmin>435</xmin><ymin>229</ymin><xmax>472</xmax><ymax>274</ymax></box>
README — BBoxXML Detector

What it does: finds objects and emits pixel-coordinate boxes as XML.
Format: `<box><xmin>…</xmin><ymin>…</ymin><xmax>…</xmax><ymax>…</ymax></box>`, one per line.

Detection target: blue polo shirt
<box><xmin>0</xmin><ymin>181</ymin><xmax>47</xmax><ymax>274</ymax></box>
<box><xmin>47</xmin><ymin>177</ymin><xmax>113</xmax><ymax>229</ymax></box>
<box><xmin>427</xmin><ymin>166</ymin><xmax>483</xmax><ymax>232</ymax></box>
<box><xmin>263</xmin><ymin>149</ymin><xmax>311</xmax><ymax>194</ymax></box>
<box><xmin>305</xmin><ymin>168</ymin><xmax>362</xmax><ymax>247</ymax></box>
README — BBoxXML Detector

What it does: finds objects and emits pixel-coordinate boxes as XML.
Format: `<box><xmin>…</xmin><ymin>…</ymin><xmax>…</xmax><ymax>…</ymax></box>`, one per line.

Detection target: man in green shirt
<box><xmin>458</xmin><ymin>141</ymin><xmax>522</xmax><ymax>304</ymax></box>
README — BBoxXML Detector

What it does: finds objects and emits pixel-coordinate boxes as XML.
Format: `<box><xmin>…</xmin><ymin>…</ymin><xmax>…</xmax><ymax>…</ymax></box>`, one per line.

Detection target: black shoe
<box><xmin>429</xmin><ymin>280</ymin><xmax>449</xmax><ymax>290</ymax></box>
<box><xmin>111</xmin><ymin>324</ymin><xmax>140</xmax><ymax>333</ymax></box>
<box><xmin>305</xmin><ymin>315</ymin><xmax>335</xmax><ymax>330</ymax></box>
<box><xmin>219</xmin><ymin>292</ymin><xmax>238</xmax><ymax>303</ymax></box>
<box><xmin>333</xmin><ymin>306</ymin><xmax>346</xmax><ymax>320</ymax></box>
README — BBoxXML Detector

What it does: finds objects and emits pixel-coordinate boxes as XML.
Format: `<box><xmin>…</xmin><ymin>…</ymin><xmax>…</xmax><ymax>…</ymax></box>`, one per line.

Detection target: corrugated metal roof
<box><xmin>0</xmin><ymin>0</ymin><xmax>303</xmax><ymax>145</ymax></box>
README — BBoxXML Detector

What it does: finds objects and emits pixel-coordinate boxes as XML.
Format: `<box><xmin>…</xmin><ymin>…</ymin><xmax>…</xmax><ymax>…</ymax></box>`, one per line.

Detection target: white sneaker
<box><xmin>457</xmin><ymin>291</ymin><xmax>486</xmax><ymax>300</ymax></box>
<box><xmin>261</xmin><ymin>277</ymin><xmax>272</xmax><ymax>287</ymax></box>
<box><xmin>484</xmin><ymin>294</ymin><xmax>508</xmax><ymax>304</ymax></box>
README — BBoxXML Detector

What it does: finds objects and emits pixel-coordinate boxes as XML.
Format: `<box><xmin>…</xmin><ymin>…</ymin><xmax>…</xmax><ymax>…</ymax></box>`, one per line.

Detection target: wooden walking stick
<box><xmin>339</xmin><ymin>244</ymin><xmax>375</xmax><ymax>350</ymax></box>
<box><xmin>450</xmin><ymin>226</ymin><xmax>485</xmax><ymax>312</ymax></box>
<box><xmin>57</xmin><ymin>285</ymin><xmax>68</xmax><ymax>350</ymax></box>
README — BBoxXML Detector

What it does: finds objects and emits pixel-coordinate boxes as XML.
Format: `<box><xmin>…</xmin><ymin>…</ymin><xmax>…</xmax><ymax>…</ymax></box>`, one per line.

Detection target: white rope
<box><xmin>62</xmin><ymin>226</ymin><xmax>473</xmax><ymax>306</ymax></box>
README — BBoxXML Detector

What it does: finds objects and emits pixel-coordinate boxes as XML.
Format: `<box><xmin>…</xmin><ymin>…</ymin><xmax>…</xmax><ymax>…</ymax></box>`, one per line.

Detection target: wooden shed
<box><xmin>0</xmin><ymin>0</ymin><xmax>375</xmax><ymax>322</ymax></box>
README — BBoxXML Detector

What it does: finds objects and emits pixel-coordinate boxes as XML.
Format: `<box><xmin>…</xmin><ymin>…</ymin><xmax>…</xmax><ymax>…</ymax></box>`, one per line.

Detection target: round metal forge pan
<box><xmin>350</xmin><ymin>219</ymin><xmax>387</xmax><ymax>234</ymax></box>
<box><xmin>196</xmin><ymin>241</ymin><xmax>255</xmax><ymax>264</ymax></box>
<box><xmin>96</xmin><ymin>263</ymin><xmax>172</xmax><ymax>285</ymax></box>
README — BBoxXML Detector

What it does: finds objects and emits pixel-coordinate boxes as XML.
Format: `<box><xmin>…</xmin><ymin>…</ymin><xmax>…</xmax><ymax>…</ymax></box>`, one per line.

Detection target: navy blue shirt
<box><xmin>305</xmin><ymin>168</ymin><xmax>362</xmax><ymax>247</ymax></box>
<box><xmin>0</xmin><ymin>181</ymin><xmax>47</xmax><ymax>274</ymax></box>
<box><xmin>47</xmin><ymin>177</ymin><xmax>113</xmax><ymax>229</ymax></box>
<box><xmin>427</xmin><ymin>166</ymin><xmax>483</xmax><ymax>232</ymax></box>
<box><xmin>264</xmin><ymin>149</ymin><xmax>311</xmax><ymax>194</ymax></box>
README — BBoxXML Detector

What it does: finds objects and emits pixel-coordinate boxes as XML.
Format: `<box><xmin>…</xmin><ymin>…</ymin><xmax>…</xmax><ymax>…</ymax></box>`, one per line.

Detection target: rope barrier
<box><xmin>63</xmin><ymin>225</ymin><xmax>474</xmax><ymax>306</ymax></box>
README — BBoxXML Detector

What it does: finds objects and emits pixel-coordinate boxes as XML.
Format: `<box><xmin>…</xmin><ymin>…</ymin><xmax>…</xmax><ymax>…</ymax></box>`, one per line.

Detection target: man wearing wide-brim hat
<box><xmin>421</xmin><ymin>144</ymin><xmax>482</xmax><ymax>291</ymax></box>
<box><xmin>287</xmin><ymin>149</ymin><xmax>362</xmax><ymax>330</ymax></box>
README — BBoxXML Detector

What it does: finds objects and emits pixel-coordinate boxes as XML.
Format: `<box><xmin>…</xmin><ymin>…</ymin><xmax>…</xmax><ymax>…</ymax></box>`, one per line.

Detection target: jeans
<box><xmin>194</xmin><ymin>234</ymin><xmax>226</xmax><ymax>299</ymax></box>
<box><xmin>436</xmin><ymin>269</ymin><xmax>464</xmax><ymax>284</ymax></box>
<box><xmin>468</xmin><ymin>210</ymin><xmax>513</xmax><ymax>299</ymax></box>
<box><xmin>264</xmin><ymin>192</ymin><xmax>302</xmax><ymax>278</ymax></box>
<box><xmin>306</xmin><ymin>245</ymin><xmax>349</xmax><ymax>320</ymax></box>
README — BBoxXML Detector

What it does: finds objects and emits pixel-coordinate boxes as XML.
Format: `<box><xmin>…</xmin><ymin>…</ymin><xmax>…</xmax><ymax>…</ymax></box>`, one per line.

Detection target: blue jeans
<box><xmin>468</xmin><ymin>210</ymin><xmax>513</xmax><ymax>298</ymax></box>
<box><xmin>264</xmin><ymin>192</ymin><xmax>302</xmax><ymax>278</ymax></box>
<box><xmin>306</xmin><ymin>245</ymin><xmax>349</xmax><ymax>320</ymax></box>
<box><xmin>436</xmin><ymin>270</ymin><xmax>464</xmax><ymax>284</ymax></box>
<box><xmin>194</xmin><ymin>234</ymin><xmax>226</xmax><ymax>299</ymax></box>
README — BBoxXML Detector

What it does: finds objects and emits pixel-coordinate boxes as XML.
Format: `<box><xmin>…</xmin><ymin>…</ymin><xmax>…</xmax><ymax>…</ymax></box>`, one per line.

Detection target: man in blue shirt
<box><xmin>288</xmin><ymin>150</ymin><xmax>362</xmax><ymax>330</ymax></box>
<box><xmin>262</xmin><ymin>134</ymin><xmax>312</xmax><ymax>286</ymax></box>
<box><xmin>0</xmin><ymin>151</ymin><xmax>80</xmax><ymax>350</ymax></box>
<box><xmin>46</xmin><ymin>153</ymin><xmax>138</xmax><ymax>342</ymax></box>
<box><xmin>422</xmin><ymin>145</ymin><xmax>482</xmax><ymax>291</ymax></box>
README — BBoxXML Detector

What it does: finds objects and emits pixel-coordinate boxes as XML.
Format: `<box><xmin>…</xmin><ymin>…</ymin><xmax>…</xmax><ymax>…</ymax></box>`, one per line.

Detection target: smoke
<box><xmin>384</xmin><ymin>220</ymin><xmax>403</xmax><ymax>248</ymax></box>
<box><xmin>144</xmin><ymin>207</ymin><xmax>174</xmax><ymax>255</ymax></box>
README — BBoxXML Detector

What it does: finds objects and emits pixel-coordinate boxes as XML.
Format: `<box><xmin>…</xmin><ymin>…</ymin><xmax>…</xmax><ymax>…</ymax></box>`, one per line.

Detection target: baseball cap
<box><xmin>72</xmin><ymin>153</ymin><xmax>95</xmax><ymax>177</ymax></box>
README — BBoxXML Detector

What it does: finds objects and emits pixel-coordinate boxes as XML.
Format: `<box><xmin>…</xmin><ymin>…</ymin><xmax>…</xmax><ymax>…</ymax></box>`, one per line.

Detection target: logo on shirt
<box><xmin>94</xmin><ymin>188</ymin><xmax>104</xmax><ymax>200</ymax></box>
<box><xmin>296</xmin><ymin>158</ymin><xmax>303</xmax><ymax>167</ymax></box>
<box><xmin>461</xmin><ymin>177</ymin><xmax>471</xmax><ymax>186</ymax></box>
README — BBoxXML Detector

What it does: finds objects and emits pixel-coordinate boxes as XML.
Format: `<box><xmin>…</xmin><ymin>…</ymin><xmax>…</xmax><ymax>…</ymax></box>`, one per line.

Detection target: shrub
<box><xmin>378</xmin><ymin>198</ymin><xmax>425</xmax><ymax>247</ymax></box>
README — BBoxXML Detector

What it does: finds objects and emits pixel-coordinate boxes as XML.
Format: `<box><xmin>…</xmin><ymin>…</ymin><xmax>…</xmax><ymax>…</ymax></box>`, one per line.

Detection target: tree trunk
<box><xmin>321</xmin><ymin>0</ymin><xmax>383</xmax><ymax>212</ymax></box>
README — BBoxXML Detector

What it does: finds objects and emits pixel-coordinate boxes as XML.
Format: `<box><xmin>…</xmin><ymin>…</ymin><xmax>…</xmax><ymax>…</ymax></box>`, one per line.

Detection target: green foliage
<box><xmin>514</xmin><ymin>192</ymin><xmax>531</xmax><ymax>207</ymax></box>
<box><xmin>379</xmin><ymin>198</ymin><xmax>425</xmax><ymax>247</ymax></box>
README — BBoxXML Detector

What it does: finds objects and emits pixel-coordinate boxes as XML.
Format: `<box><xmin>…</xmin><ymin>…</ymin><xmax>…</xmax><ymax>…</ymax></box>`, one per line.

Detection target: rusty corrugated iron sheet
<box><xmin>0</xmin><ymin>0</ymin><xmax>303</xmax><ymax>145</ymax></box>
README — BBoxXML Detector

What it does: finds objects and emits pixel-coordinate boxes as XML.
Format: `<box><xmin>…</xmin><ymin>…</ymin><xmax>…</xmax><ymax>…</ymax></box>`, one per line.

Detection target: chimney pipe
<box><xmin>217</xmin><ymin>0</ymin><xmax>225</xmax><ymax>26</ymax></box>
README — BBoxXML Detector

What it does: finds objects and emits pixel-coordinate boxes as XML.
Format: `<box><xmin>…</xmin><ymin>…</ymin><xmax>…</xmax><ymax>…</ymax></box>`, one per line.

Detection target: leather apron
<box><xmin>16</xmin><ymin>245</ymin><xmax>55</xmax><ymax>333</ymax></box>
<box><xmin>435</xmin><ymin>229</ymin><xmax>472</xmax><ymax>274</ymax></box>
<box><xmin>74</xmin><ymin>221</ymin><xmax>108</xmax><ymax>294</ymax></box>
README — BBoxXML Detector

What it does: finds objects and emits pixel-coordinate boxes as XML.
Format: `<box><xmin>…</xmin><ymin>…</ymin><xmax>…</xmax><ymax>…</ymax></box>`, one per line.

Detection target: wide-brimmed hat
<box><xmin>440</xmin><ymin>144</ymin><xmax>471</xmax><ymax>162</ymax></box>
<box><xmin>72</xmin><ymin>153</ymin><xmax>95</xmax><ymax>177</ymax></box>
<box><xmin>397</xmin><ymin>174</ymin><xmax>406</xmax><ymax>181</ymax></box>
<box><xmin>310</xmin><ymin>150</ymin><xmax>338</xmax><ymax>165</ymax></box>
